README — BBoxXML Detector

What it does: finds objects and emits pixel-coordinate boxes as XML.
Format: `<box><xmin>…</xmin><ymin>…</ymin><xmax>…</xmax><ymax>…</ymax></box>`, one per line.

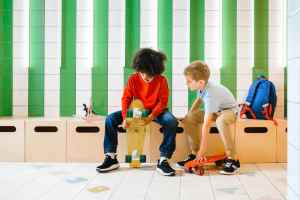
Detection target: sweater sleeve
<box><xmin>121</xmin><ymin>77</ymin><xmax>134</xmax><ymax>120</ymax></box>
<box><xmin>150</xmin><ymin>77</ymin><xmax>169</xmax><ymax>118</ymax></box>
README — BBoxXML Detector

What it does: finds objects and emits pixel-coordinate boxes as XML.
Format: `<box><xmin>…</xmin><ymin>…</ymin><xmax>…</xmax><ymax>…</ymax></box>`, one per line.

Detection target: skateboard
<box><xmin>184</xmin><ymin>154</ymin><xmax>227</xmax><ymax>175</ymax></box>
<box><xmin>122</xmin><ymin>99</ymin><xmax>149</xmax><ymax>168</ymax></box>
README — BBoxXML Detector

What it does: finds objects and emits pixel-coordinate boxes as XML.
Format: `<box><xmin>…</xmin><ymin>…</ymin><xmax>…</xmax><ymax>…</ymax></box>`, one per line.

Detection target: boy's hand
<box><xmin>122</xmin><ymin>119</ymin><xmax>129</xmax><ymax>129</ymax></box>
<box><xmin>196</xmin><ymin>151</ymin><xmax>207</xmax><ymax>162</ymax></box>
<box><xmin>143</xmin><ymin>115</ymin><xmax>154</xmax><ymax>126</ymax></box>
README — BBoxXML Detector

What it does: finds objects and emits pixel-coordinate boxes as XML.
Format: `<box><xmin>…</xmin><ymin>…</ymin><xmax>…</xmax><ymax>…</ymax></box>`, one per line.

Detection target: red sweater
<box><xmin>121</xmin><ymin>73</ymin><xmax>169</xmax><ymax>120</ymax></box>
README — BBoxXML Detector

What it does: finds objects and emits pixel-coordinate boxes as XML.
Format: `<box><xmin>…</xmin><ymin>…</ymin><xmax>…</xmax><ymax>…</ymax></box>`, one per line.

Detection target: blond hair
<box><xmin>184</xmin><ymin>60</ymin><xmax>210</xmax><ymax>82</ymax></box>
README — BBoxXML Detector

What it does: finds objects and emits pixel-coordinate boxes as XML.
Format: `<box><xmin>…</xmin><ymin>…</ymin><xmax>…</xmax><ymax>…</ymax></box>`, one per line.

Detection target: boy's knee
<box><xmin>164</xmin><ymin>117</ymin><xmax>178</xmax><ymax>129</ymax></box>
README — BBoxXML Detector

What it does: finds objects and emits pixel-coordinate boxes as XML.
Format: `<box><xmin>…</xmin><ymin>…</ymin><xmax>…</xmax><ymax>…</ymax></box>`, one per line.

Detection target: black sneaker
<box><xmin>96</xmin><ymin>155</ymin><xmax>120</xmax><ymax>173</ymax></box>
<box><xmin>176</xmin><ymin>154</ymin><xmax>196</xmax><ymax>168</ymax></box>
<box><xmin>156</xmin><ymin>160</ymin><xmax>176</xmax><ymax>176</ymax></box>
<box><xmin>219</xmin><ymin>159</ymin><xmax>240</xmax><ymax>175</ymax></box>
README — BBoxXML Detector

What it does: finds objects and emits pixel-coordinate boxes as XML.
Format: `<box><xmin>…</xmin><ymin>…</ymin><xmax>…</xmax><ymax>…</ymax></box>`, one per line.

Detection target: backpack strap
<box><xmin>261</xmin><ymin>81</ymin><xmax>278</xmax><ymax>125</ymax></box>
<box><xmin>245</xmin><ymin>79</ymin><xmax>264</xmax><ymax>106</ymax></box>
<box><xmin>240</xmin><ymin>103</ymin><xmax>256</xmax><ymax>119</ymax></box>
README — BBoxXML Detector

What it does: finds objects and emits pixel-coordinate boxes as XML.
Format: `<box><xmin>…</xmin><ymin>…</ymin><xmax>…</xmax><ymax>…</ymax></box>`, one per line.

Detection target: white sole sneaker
<box><xmin>156</xmin><ymin>167</ymin><xmax>176</xmax><ymax>176</ymax></box>
<box><xmin>96</xmin><ymin>164</ymin><xmax>120</xmax><ymax>173</ymax></box>
<box><xmin>219</xmin><ymin>168</ymin><xmax>239</xmax><ymax>175</ymax></box>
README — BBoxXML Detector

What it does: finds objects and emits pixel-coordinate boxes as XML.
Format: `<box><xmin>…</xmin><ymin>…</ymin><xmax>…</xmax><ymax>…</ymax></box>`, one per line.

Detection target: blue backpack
<box><xmin>240</xmin><ymin>76</ymin><xmax>277</xmax><ymax>120</ymax></box>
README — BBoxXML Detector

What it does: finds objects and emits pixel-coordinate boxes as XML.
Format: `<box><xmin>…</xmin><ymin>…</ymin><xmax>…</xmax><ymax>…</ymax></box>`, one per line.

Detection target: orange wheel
<box><xmin>194</xmin><ymin>166</ymin><xmax>204</xmax><ymax>176</ymax></box>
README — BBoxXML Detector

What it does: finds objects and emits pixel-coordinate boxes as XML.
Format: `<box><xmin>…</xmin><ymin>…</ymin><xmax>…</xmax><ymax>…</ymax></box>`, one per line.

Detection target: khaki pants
<box><xmin>183</xmin><ymin>108</ymin><xmax>237</xmax><ymax>158</ymax></box>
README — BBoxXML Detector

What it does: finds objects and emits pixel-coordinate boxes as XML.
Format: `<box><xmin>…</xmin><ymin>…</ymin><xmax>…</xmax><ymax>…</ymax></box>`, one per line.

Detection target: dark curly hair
<box><xmin>132</xmin><ymin>48</ymin><xmax>166</xmax><ymax>77</ymax></box>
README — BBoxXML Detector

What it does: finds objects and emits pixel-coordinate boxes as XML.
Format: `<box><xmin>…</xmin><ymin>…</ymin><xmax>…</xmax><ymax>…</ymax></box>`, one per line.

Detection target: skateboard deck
<box><xmin>125</xmin><ymin>99</ymin><xmax>149</xmax><ymax>168</ymax></box>
<box><xmin>184</xmin><ymin>154</ymin><xmax>227</xmax><ymax>175</ymax></box>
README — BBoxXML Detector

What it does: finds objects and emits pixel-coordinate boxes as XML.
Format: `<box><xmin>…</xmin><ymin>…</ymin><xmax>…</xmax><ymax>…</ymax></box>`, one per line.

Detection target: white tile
<box><xmin>44</xmin><ymin>75</ymin><xmax>60</xmax><ymax>90</ymax></box>
<box><xmin>44</xmin><ymin>59</ymin><xmax>61</xmax><ymax>74</ymax></box>
<box><xmin>288</xmin><ymin>102</ymin><xmax>300</xmax><ymax>149</ymax></box>
<box><xmin>14</xmin><ymin>0</ymin><xmax>27</xmax><ymax>10</ymax></box>
<box><xmin>44</xmin><ymin>106</ymin><xmax>60</xmax><ymax>118</ymax></box>
<box><xmin>107</xmin><ymin>75</ymin><xmax>123</xmax><ymax>90</ymax></box>
<box><xmin>237</xmin><ymin>42</ymin><xmax>252</xmax><ymax>59</ymax></box>
<box><xmin>145</xmin><ymin>172</ymin><xmax>181</xmax><ymax>200</ymax></box>
<box><xmin>108</xmin><ymin>59</ymin><xmax>124</xmax><ymax>74</ymax></box>
<box><xmin>13</xmin><ymin>91</ymin><xmax>28</xmax><ymax>106</ymax></box>
<box><xmin>76</xmin><ymin>75</ymin><xmax>91</xmax><ymax>90</ymax></box>
<box><xmin>205</xmin><ymin>43</ymin><xmax>219</xmax><ymax>59</ymax></box>
<box><xmin>13</xmin><ymin>28</ymin><xmax>26</xmax><ymax>42</ymax></box>
<box><xmin>237</xmin><ymin>0</ymin><xmax>252</xmax><ymax>10</ymax></box>
<box><xmin>288</xmin><ymin>12</ymin><xmax>300</xmax><ymax>59</ymax></box>
<box><xmin>13</xmin><ymin>74</ymin><xmax>28</xmax><ymax>90</ymax></box>
<box><xmin>237</xmin><ymin>59</ymin><xmax>252</xmax><ymax>73</ymax></box>
<box><xmin>206</xmin><ymin>11</ymin><xmax>219</xmax><ymax>26</ymax></box>
<box><xmin>173</xmin><ymin>11</ymin><xmax>188</xmax><ymax>27</ymax></box>
<box><xmin>109</xmin><ymin>27</ymin><xmax>124</xmax><ymax>42</ymax></box>
<box><xmin>140</xmin><ymin>26</ymin><xmax>157</xmax><ymax>42</ymax></box>
<box><xmin>173</xmin><ymin>0</ymin><xmax>188</xmax><ymax>10</ymax></box>
<box><xmin>13</xmin><ymin>42</ymin><xmax>25</xmax><ymax>59</ymax></box>
<box><xmin>45</xmin><ymin>0</ymin><xmax>60</xmax><ymax>10</ymax></box>
<box><xmin>45</xmin><ymin>10</ymin><xmax>60</xmax><ymax>26</ymax></box>
<box><xmin>236</xmin><ymin>74</ymin><xmax>252</xmax><ymax>90</ymax></box>
<box><xmin>288</xmin><ymin>145</ymin><xmax>300</xmax><ymax>196</ymax></box>
<box><xmin>109</xmin><ymin>10</ymin><xmax>123</xmax><ymax>27</ymax></box>
<box><xmin>45</xmin><ymin>26</ymin><xmax>60</xmax><ymax>42</ymax></box>
<box><xmin>76</xmin><ymin>10</ymin><xmax>90</xmax><ymax>26</ymax></box>
<box><xmin>269</xmin><ymin>0</ymin><xmax>283</xmax><ymax>10</ymax></box>
<box><xmin>76</xmin><ymin>27</ymin><xmax>90</xmax><ymax>42</ymax></box>
<box><xmin>141</xmin><ymin>10</ymin><xmax>155</xmax><ymax>26</ymax></box>
<box><xmin>108</xmin><ymin>91</ymin><xmax>123</xmax><ymax>107</ymax></box>
<box><xmin>269</xmin><ymin>10</ymin><xmax>282</xmax><ymax>26</ymax></box>
<box><xmin>269</xmin><ymin>42</ymin><xmax>283</xmax><ymax>59</ymax></box>
<box><xmin>173</xmin><ymin>43</ymin><xmax>189</xmax><ymax>59</ymax></box>
<box><xmin>288</xmin><ymin>62</ymin><xmax>300</xmax><ymax>102</ymax></box>
<box><xmin>109</xmin><ymin>0</ymin><xmax>125</xmax><ymax>11</ymax></box>
<box><xmin>45</xmin><ymin>42</ymin><xmax>60</xmax><ymax>59</ymax></box>
<box><xmin>13</xmin><ymin>106</ymin><xmax>28</xmax><ymax>117</ymax></box>
<box><xmin>237</xmin><ymin>27</ymin><xmax>252</xmax><ymax>42</ymax></box>
<box><xmin>173</xmin><ymin>75</ymin><xmax>188</xmax><ymax>90</ymax></box>
<box><xmin>288</xmin><ymin>186</ymin><xmax>300</xmax><ymax>200</ymax></box>
<box><xmin>141</xmin><ymin>0</ymin><xmax>156</xmax><ymax>10</ymax></box>
<box><xmin>77</xmin><ymin>0</ymin><xmax>89</xmax><ymax>11</ymax></box>
<box><xmin>13</xmin><ymin>10</ymin><xmax>26</xmax><ymax>26</ymax></box>
<box><xmin>172</xmin><ymin>58</ymin><xmax>189</xmax><ymax>74</ymax></box>
<box><xmin>76</xmin><ymin>91</ymin><xmax>92</xmax><ymax>107</ymax></box>
<box><xmin>205</xmin><ymin>26</ymin><xmax>218</xmax><ymax>42</ymax></box>
<box><xmin>44</xmin><ymin>90</ymin><xmax>60</xmax><ymax>106</ymax></box>
<box><xmin>108</xmin><ymin>43</ymin><xmax>124</xmax><ymax>59</ymax></box>
<box><xmin>76</xmin><ymin>42</ymin><xmax>90</xmax><ymax>59</ymax></box>
<box><xmin>205</xmin><ymin>0</ymin><xmax>218</xmax><ymax>10</ymax></box>
<box><xmin>173</xmin><ymin>26</ymin><xmax>188</xmax><ymax>42</ymax></box>
<box><xmin>237</xmin><ymin>10</ymin><xmax>252</xmax><ymax>26</ymax></box>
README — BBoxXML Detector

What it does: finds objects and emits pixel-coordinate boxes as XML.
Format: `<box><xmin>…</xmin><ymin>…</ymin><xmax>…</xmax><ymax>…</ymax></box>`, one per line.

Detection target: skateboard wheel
<box><xmin>140</xmin><ymin>155</ymin><xmax>146</xmax><ymax>163</ymax></box>
<box><xmin>125</xmin><ymin>155</ymin><xmax>131</xmax><ymax>163</ymax></box>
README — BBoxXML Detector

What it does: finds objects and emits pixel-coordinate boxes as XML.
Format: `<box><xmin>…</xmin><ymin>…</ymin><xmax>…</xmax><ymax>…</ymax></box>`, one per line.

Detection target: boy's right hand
<box><xmin>122</xmin><ymin>119</ymin><xmax>129</xmax><ymax>129</ymax></box>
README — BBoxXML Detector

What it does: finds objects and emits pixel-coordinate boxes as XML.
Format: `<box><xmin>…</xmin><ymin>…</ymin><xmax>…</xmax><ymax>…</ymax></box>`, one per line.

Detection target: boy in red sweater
<box><xmin>96</xmin><ymin>48</ymin><xmax>178</xmax><ymax>176</ymax></box>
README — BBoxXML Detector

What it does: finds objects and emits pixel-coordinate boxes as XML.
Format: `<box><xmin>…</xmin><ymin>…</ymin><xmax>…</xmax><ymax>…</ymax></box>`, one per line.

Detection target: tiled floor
<box><xmin>0</xmin><ymin>162</ymin><xmax>287</xmax><ymax>200</ymax></box>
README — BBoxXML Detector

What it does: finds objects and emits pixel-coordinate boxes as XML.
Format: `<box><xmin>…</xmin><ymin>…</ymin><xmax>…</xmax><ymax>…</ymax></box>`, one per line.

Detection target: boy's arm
<box><xmin>149</xmin><ymin>77</ymin><xmax>169</xmax><ymax>119</ymax></box>
<box><xmin>197</xmin><ymin>112</ymin><xmax>214</xmax><ymax>159</ymax></box>
<box><xmin>121</xmin><ymin>78</ymin><xmax>134</xmax><ymax>120</ymax></box>
<box><xmin>190</xmin><ymin>97</ymin><xmax>202</xmax><ymax>112</ymax></box>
